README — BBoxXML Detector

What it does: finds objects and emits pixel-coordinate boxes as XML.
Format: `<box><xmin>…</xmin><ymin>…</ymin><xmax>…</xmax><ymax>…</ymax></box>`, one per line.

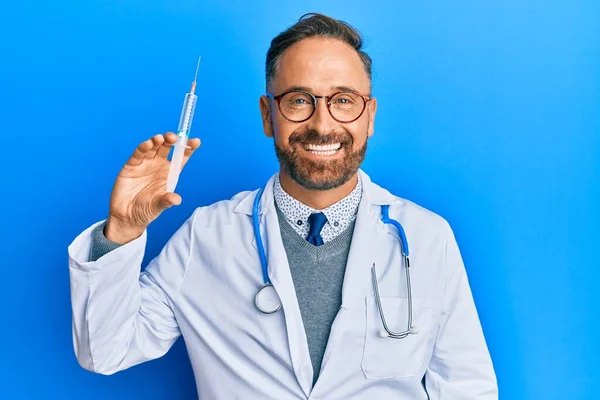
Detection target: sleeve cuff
<box><xmin>89</xmin><ymin>221</ymin><xmax>124</xmax><ymax>261</ymax></box>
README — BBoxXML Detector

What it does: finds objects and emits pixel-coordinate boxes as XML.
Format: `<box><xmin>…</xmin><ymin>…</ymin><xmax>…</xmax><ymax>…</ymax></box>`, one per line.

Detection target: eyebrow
<box><xmin>281</xmin><ymin>85</ymin><xmax>364</xmax><ymax>94</ymax></box>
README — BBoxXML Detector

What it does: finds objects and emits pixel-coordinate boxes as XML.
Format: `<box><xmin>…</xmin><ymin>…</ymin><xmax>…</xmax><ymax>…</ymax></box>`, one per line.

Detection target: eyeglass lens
<box><xmin>278</xmin><ymin>91</ymin><xmax>365</xmax><ymax>122</ymax></box>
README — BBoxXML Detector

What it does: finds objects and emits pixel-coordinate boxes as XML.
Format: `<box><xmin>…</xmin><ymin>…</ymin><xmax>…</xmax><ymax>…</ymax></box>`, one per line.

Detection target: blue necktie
<box><xmin>307</xmin><ymin>213</ymin><xmax>328</xmax><ymax>246</ymax></box>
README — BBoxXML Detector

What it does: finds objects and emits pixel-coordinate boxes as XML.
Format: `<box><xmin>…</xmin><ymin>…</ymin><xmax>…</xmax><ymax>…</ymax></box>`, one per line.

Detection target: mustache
<box><xmin>288</xmin><ymin>129</ymin><xmax>353</xmax><ymax>146</ymax></box>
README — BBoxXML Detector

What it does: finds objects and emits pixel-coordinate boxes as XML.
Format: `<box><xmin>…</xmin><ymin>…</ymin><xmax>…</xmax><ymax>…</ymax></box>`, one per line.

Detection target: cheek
<box><xmin>347</xmin><ymin>122</ymin><xmax>369</xmax><ymax>148</ymax></box>
<box><xmin>272</xmin><ymin>119</ymin><xmax>297</xmax><ymax>146</ymax></box>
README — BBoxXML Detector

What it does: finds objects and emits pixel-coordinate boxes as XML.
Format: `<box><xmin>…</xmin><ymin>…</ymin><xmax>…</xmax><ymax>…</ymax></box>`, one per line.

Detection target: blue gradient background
<box><xmin>0</xmin><ymin>1</ymin><xmax>598</xmax><ymax>399</ymax></box>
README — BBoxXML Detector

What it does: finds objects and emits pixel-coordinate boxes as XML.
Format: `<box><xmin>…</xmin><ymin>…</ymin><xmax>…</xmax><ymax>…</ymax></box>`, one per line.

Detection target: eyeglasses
<box><xmin>266</xmin><ymin>89</ymin><xmax>371</xmax><ymax>123</ymax></box>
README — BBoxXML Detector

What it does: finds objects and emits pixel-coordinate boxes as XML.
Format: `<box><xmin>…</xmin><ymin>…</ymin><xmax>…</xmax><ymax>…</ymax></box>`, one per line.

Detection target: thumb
<box><xmin>155</xmin><ymin>192</ymin><xmax>182</xmax><ymax>211</ymax></box>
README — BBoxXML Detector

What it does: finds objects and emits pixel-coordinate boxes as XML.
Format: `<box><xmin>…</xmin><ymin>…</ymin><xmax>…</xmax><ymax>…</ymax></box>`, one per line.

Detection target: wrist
<box><xmin>105</xmin><ymin>217</ymin><xmax>145</xmax><ymax>244</ymax></box>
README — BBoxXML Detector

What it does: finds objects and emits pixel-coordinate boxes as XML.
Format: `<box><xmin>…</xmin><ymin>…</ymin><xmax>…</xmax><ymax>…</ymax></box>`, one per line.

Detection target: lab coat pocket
<box><xmin>361</xmin><ymin>296</ymin><xmax>435</xmax><ymax>379</ymax></box>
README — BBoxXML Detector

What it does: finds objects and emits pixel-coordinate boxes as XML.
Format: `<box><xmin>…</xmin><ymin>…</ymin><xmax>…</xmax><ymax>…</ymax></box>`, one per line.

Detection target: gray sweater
<box><xmin>275</xmin><ymin>204</ymin><xmax>354</xmax><ymax>385</ymax></box>
<box><xmin>89</xmin><ymin>206</ymin><xmax>355</xmax><ymax>386</ymax></box>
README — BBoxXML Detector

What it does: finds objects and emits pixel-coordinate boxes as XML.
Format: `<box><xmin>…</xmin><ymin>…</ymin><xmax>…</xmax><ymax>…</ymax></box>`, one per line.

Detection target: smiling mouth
<box><xmin>301</xmin><ymin>142</ymin><xmax>342</xmax><ymax>156</ymax></box>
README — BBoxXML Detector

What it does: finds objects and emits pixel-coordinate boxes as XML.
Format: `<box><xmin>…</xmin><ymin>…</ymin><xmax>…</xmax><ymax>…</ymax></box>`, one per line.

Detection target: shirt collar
<box><xmin>273</xmin><ymin>173</ymin><xmax>363</xmax><ymax>234</ymax></box>
<box><xmin>233</xmin><ymin>169</ymin><xmax>401</xmax><ymax>216</ymax></box>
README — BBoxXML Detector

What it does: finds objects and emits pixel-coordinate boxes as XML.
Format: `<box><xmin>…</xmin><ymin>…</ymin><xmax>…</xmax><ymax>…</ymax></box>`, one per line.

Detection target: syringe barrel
<box><xmin>177</xmin><ymin>93</ymin><xmax>198</xmax><ymax>135</ymax></box>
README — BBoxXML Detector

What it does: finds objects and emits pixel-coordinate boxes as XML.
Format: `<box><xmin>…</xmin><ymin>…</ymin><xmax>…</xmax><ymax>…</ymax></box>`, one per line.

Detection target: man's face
<box><xmin>260</xmin><ymin>37</ymin><xmax>377</xmax><ymax>190</ymax></box>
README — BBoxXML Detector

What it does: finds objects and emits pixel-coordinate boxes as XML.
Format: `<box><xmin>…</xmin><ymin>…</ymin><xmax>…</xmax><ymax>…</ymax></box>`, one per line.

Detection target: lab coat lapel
<box><xmin>340</xmin><ymin>181</ymin><xmax>385</xmax><ymax>310</ymax></box>
<box><xmin>259</xmin><ymin>180</ymin><xmax>314</xmax><ymax>397</ymax></box>
<box><xmin>317</xmin><ymin>171</ymin><xmax>397</xmax><ymax>380</ymax></box>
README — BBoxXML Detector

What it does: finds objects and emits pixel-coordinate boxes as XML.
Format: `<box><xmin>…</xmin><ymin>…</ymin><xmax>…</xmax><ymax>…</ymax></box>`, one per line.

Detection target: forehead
<box><xmin>272</xmin><ymin>37</ymin><xmax>370</xmax><ymax>94</ymax></box>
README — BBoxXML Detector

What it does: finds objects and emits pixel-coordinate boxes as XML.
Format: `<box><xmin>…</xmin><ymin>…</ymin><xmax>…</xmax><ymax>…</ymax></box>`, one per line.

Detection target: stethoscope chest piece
<box><xmin>255</xmin><ymin>284</ymin><xmax>282</xmax><ymax>314</ymax></box>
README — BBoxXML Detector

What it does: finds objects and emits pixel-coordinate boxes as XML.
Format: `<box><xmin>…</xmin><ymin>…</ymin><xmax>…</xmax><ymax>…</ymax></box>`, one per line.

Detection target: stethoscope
<box><xmin>252</xmin><ymin>185</ymin><xmax>418</xmax><ymax>339</ymax></box>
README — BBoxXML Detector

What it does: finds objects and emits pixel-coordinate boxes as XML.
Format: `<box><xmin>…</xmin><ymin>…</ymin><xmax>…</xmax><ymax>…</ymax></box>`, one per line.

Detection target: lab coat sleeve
<box><xmin>424</xmin><ymin>223</ymin><xmax>498</xmax><ymax>399</ymax></box>
<box><xmin>68</xmin><ymin>213</ymin><xmax>195</xmax><ymax>375</ymax></box>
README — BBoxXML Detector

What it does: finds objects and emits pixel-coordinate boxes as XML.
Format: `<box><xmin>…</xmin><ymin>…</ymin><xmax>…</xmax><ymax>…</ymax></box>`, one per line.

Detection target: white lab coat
<box><xmin>68</xmin><ymin>169</ymin><xmax>497</xmax><ymax>399</ymax></box>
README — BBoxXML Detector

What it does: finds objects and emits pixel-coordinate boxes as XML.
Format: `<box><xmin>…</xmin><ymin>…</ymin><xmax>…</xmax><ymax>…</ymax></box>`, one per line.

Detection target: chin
<box><xmin>275</xmin><ymin>139</ymin><xmax>366</xmax><ymax>191</ymax></box>
<box><xmin>287</xmin><ymin>163</ymin><xmax>356</xmax><ymax>191</ymax></box>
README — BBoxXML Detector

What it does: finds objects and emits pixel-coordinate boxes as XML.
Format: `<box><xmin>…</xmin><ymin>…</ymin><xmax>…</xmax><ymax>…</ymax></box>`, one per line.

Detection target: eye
<box><xmin>293</xmin><ymin>98</ymin><xmax>308</xmax><ymax>105</ymax></box>
<box><xmin>332</xmin><ymin>93</ymin><xmax>358</xmax><ymax>106</ymax></box>
<box><xmin>281</xmin><ymin>92</ymin><xmax>314</xmax><ymax>112</ymax></box>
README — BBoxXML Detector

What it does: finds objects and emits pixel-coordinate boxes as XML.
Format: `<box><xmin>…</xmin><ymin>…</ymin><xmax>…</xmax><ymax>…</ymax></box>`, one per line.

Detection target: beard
<box><xmin>273</xmin><ymin>124</ymin><xmax>368</xmax><ymax>191</ymax></box>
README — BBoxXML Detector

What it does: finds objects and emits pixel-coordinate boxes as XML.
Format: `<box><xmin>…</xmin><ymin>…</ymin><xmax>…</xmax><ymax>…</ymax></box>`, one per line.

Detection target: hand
<box><xmin>105</xmin><ymin>132</ymin><xmax>201</xmax><ymax>244</ymax></box>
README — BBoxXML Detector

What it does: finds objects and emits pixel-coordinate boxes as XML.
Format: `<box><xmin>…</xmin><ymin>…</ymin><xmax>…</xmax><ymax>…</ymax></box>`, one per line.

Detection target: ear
<box><xmin>367</xmin><ymin>97</ymin><xmax>377</xmax><ymax>138</ymax></box>
<box><xmin>259</xmin><ymin>95</ymin><xmax>274</xmax><ymax>138</ymax></box>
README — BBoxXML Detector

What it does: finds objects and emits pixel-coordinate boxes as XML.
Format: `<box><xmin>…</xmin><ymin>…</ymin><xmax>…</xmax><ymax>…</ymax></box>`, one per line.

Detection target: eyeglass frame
<box><xmin>265</xmin><ymin>89</ymin><xmax>372</xmax><ymax>123</ymax></box>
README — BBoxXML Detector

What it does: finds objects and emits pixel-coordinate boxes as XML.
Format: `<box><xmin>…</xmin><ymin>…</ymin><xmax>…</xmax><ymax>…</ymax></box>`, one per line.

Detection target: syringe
<box><xmin>166</xmin><ymin>56</ymin><xmax>201</xmax><ymax>193</ymax></box>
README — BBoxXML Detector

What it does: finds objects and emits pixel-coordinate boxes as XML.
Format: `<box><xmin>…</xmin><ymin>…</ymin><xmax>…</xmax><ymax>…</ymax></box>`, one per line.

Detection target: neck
<box><xmin>279</xmin><ymin>170</ymin><xmax>359</xmax><ymax>210</ymax></box>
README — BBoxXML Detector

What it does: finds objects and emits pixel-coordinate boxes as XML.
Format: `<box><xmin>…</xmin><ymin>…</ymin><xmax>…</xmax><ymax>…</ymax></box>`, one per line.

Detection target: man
<box><xmin>68</xmin><ymin>13</ymin><xmax>497</xmax><ymax>399</ymax></box>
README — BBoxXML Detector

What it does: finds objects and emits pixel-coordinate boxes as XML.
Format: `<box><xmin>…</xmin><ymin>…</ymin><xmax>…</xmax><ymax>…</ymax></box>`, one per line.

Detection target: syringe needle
<box><xmin>190</xmin><ymin>56</ymin><xmax>201</xmax><ymax>93</ymax></box>
<box><xmin>194</xmin><ymin>56</ymin><xmax>201</xmax><ymax>82</ymax></box>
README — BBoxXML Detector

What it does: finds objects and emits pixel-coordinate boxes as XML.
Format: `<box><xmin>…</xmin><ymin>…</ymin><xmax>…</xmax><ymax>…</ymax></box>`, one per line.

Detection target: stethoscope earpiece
<box><xmin>379</xmin><ymin>326</ymin><xmax>419</xmax><ymax>339</ymax></box>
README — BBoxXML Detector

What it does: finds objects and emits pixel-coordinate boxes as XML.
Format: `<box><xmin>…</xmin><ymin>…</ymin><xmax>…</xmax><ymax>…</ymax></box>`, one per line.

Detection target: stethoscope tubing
<box><xmin>251</xmin><ymin>184</ymin><xmax>417</xmax><ymax>339</ymax></box>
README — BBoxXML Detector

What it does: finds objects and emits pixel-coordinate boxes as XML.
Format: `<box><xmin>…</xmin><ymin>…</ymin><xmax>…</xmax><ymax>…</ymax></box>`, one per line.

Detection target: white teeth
<box><xmin>304</xmin><ymin>143</ymin><xmax>341</xmax><ymax>152</ymax></box>
<box><xmin>308</xmin><ymin>150</ymin><xmax>337</xmax><ymax>156</ymax></box>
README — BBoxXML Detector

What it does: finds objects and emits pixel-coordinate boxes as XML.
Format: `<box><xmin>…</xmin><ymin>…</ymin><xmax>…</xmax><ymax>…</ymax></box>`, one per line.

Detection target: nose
<box><xmin>306</xmin><ymin>97</ymin><xmax>337</xmax><ymax>134</ymax></box>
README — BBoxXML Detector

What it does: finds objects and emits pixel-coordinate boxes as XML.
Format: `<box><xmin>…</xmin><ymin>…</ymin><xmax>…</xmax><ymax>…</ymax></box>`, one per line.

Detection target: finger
<box><xmin>148</xmin><ymin>134</ymin><xmax>165</xmax><ymax>159</ymax></box>
<box><xmin>126</xmin><ymin>137</ymin><xmax>155</xmax><ymax>166</ymax></box>
<box><xmin>181</xmin><ymin>138</ymin><xmax>201</xmax><ymax>170</ymax></box>
<box><xmin>153</xmin><ymin>192</ymin><xmax>182</xmax><ymax>212</ymax></box>
<box><xmin>156</xmin><ymin>132</ymin><xmax>178</xmax><ymax>159</ymax></box>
